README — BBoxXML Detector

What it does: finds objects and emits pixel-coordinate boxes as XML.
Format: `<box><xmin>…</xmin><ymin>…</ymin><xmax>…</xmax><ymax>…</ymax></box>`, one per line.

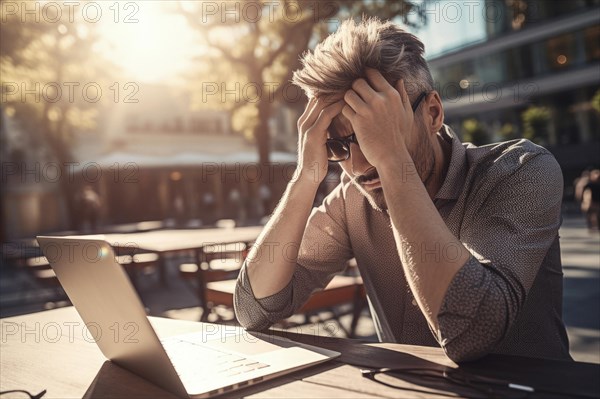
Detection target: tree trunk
<box><xmin>41</xmin><ymin>108</ymin><xmax>78</xmax><ymax>231</ymax></box>
<box><xmin>255</xmin><ymin>99</ymin><xmax>272</xmax><ymax>174</ymax></box>
<box><xmin>256</xmin><ymin>126</ymin><xmax>270</xmax><ymax>166</ymax></box>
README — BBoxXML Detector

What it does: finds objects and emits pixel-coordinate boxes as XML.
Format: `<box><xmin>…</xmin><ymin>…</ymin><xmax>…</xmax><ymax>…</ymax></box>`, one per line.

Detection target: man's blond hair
<box><xmin>292</xmin><ymin>17</ymin><xmax>434</xmax><ymax>101</ymax></box>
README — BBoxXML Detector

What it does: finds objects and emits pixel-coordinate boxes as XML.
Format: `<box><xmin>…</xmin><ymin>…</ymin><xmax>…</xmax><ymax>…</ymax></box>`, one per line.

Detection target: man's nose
<box><xmin>347</xmin><ymin>143</ymin><xmax>373</xmax><ymax>177</ymax></box>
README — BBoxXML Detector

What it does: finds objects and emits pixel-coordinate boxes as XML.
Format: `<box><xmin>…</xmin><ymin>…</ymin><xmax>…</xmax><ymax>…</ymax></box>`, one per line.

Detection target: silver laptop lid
<box><xmin>37</xmin><ymin>236</ymin><xmax>188</xmax><ymax>398</ymax></box>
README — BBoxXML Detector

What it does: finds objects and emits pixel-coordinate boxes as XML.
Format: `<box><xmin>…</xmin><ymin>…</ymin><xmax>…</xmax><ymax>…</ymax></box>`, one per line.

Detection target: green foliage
<box><xmin>1</xmin><ymin>3</ymin><xmax>116</xmax><ymax>156</ymax></box>
<box><xmin>592</xmin><ymin>89</ymin><xmax>600</xmax><ymax>114</ymax></box>
<box><xmin>521</xmin><ymin>106</ymin><xmax>551</xmax><ymax>144</ymax></box>
<box><xmin>499</xmin><ymin>122</ymin><xmax>517</xmax><ymax>140</ymax></box>
<box><xmin>461</xmin><ymin>119</ymin><xmax>489</xmax><ymax>146</ymax></box>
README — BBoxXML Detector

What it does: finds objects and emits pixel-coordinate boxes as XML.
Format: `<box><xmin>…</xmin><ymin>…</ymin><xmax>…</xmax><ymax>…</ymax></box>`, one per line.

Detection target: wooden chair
<box><xmin>204</xmin><ymin>274</ymin><xmax>366</xmax><ymax>337</ymax></box>
<box><xmin>24</xmin><ymin>256</ymin><xmax>58</xmax><ymax>285</ymax></box>
<box><xmin>23</xmin><ymin>256</ymin><xmax>66</xmax><ymax>300</ymax></box>
<box><xmin>215</xmin><ymin>219</ymin><xmax>236</xmax><ymax>229</ymax></box>
<box><xmin>178</xmin><ymin>241</ymin><xmax>249</xmax><ymax>321</ymax></box>
<box><xmin>116</xmin><ymin>253</ymin><xmax>160</xmax><ymax>291</ymax></box>
<box><xmin>296</xmin><ymin>275</ymin><xmax>366</xmax><ymax>337</ymax></box>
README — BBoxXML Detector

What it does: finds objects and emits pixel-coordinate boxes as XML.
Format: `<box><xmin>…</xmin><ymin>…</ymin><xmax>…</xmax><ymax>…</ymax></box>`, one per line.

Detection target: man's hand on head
<box><xmin>342</xmin><ymin>68</ymin><xmax>415</xmax><ymax>168</ymax></box>
<box><xmin>296</xmin><ymin>97</ymin><xmax>345</xmax><ymax>186</ymax></box>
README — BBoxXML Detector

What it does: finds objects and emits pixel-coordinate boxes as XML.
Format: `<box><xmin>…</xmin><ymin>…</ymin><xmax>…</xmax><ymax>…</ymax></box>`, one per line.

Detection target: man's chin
<box><xmin>354</xmin><ymin>183</ymin><xmax>387</xmax><ymax>211</ymax></box>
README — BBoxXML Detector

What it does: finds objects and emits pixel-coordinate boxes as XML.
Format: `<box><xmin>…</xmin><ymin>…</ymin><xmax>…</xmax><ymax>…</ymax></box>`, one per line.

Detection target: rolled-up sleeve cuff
<box><xmin>234</xmin><ymin>265</ymin><xmax>295</xmax><ymax>330</ymax></box>
<box><xmin>436</xmin><ymin>255</ymin><xmax>492</xmax><ymax>346</ymax></box>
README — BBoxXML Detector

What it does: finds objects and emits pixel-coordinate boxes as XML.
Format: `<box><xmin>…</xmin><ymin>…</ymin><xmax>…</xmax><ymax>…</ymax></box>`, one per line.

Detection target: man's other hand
<box><xmin>342</xmin><ymin>68</ymin><xmax>415</xmax><ymax>167</ymax></box>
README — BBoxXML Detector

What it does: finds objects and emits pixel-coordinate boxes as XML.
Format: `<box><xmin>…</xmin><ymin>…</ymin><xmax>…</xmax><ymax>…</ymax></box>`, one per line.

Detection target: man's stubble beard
<box><xmin>353</xmin><ymin>121</ymin><xmax>434</xmax><ymax>213</ymax></box>
<box><xmin>351</xmin><ymin>182</ymin><xmax>387</xmax><ymax>211</ymax></box>
<box><xmin>369</xmin><ymin>187</ymin><xmax>387</xmax><ymax>211</ymax></box>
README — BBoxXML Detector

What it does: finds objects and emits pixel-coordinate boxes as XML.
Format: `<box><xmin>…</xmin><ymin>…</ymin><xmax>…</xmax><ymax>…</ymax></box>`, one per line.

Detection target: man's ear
<box><xmin>424</xmin><ymin>91</ymin><xmax>444</xmax><ymax>134</ymax></box>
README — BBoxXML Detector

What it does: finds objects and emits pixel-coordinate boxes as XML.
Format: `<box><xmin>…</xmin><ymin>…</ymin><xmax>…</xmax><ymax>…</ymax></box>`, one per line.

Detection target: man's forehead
<box><xmin>328</xmin><ymin>112</ymin><xmax>353</xmax><ymax>138</ymax></box>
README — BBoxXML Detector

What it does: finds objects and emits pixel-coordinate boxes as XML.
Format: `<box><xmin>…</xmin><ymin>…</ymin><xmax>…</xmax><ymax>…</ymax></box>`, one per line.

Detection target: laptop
<box><xmin>37</xmin><ymin>236</ymin><xmax>340</xmax><ymax>398</ymax></box>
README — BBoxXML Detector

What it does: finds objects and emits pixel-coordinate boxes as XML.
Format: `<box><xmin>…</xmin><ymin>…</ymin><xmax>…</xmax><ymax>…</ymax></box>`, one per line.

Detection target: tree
<box><xmin>521</xmin><ymin>106</ymin><xmax>551</xmax><ymax>145</ymax></box>
<box><xmin>176</xmin><ymin>0</ymin><xmax>425</xmax><ymax>168</ymax></box>
<box><xmin>461</xmin><ymin>118</ymin><xmax>489</xmax><ymax>146</ymax></box>
<box><xmin>591</xmin><ymin>88</ymin><xmax>600</xmax><ymax>114</ymax></box>
<box><xmin>1</xmin><ymin>1</ymin><xmax>116</xmax><ymax>228</ymax></box>
<box><xmin>499</xmin><ymin>122</ymin><xmax>517</xmax><ymax>141</ymax></box>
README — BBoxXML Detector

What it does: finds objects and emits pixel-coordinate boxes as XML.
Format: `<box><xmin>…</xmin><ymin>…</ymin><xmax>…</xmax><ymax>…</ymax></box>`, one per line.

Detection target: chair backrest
<box><xmin>202</xmin><ymin>242</ymin><xmax>247</xmax><ymax>269</ymax></box>
<box><xmin>204</xmin><ymin>274</ymin><xmax>365</xmax><ymax>333</ymax></box>
<box><xmin>298</xmin><ymin>276</ymin><xmax>364</xmax><ymax>313</ymax></box>
<box><xmin>25</xmin><ymin>256</ymin><xmax>50</xmax><ymax>269</ymax></box>
<box><xmin>178</xmin><ymin>241</ymin><xmax>250</xmax><ymax>321</ymax></box>
<box><xmin>23</xmin><ymin>256</ymin><xmax>60</xmax><ymax>286</ymax></box>
<box><xmin>215</xmin><ymin>219</ymin><xmax>236</xmax><ymax>229</ymax></box>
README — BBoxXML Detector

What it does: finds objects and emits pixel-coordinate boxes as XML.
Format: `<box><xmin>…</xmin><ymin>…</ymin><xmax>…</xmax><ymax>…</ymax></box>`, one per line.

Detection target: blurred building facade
<box><xmin>78</xmin><ymin>84</ymin><xmax>294</xmax><ymax>228</ymax></box>
<box><xmin>1</xmin><ymin>108</ymin><xmax>69</xmax><ymax>242</ymax></box>
<box><xmin>1</xmin><ymin>84</ymin><xmax>296</xmax><ymax>239</ymax></box>
<box><xmin>419</xmin><ymin>0</ymin><xmax>600</xmax><ymax>197</ymax></box>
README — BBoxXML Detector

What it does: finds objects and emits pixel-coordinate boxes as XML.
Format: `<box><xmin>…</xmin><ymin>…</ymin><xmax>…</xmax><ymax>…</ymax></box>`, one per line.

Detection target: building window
<box><xmin>584</xmin><ymin>25</ymin><xmax>600</xmax><ymax>62</ymax></box>
<box><xmin>545</xmin><ymin>33</ymin><xmax>576</xmax><ymax>71</ymax></box>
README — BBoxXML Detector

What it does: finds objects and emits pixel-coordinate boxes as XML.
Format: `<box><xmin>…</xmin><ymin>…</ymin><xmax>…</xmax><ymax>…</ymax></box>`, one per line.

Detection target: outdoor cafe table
<box><xmin>101</xmin><ymin>226</ymin><xmax>264</xmax><ymax>286</ymax></box>
<box><xmin>1</xmin><ymin>307</ymin><xmax>598</xmax><ymax>398</ymax></box>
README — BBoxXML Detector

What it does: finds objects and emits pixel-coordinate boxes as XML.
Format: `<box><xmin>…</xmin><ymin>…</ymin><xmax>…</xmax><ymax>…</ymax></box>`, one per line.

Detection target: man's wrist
<box><xmin>377</xmin><ymin>145</ymin><xmax>417</xmax><ymax>183</ymax></box>
<box><xmin>292</xmin><ymin>167</ymin><xmax>325</xmax><ymax>189</ymax></box>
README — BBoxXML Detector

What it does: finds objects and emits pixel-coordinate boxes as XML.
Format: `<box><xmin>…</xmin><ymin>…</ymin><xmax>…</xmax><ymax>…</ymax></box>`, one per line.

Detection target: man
<box><xmin>582</xmin><ymin>169</ymin><xmax>600</xmax><ymax>230</ymax></box>
<box><xmin>234</xmin><ymin>18</ymin><xmax>571</xmax><ymax>363</ymax></box>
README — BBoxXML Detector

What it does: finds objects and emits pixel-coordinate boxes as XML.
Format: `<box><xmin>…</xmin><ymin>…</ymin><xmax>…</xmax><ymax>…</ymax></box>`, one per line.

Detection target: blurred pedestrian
<box><xmin>202</xmin><ymin>191</ymin><xmax>216</xmax><ymax>224</ymax></box>
<box><xmin>258</xmin><ymin>184</ymin><xmax>272</xmax><ymax>216</ymax></box>
<box><xmin>229</xmin><ymin>188</ymin><xmax>246</xmax><ymax>224</ymax></box>
<box><xmin>76</xmin><ymin>185</ymin><xmax>101</xmax><ymax>233</ymax></box>
<box><xmin>574</xmin><ymin>169</ymin><xmax>590</xmax><ymax>205</ymax></box>
<box><xmin>581</xmin><ymin>169</ymin><xmax>600</xmax><ymax>230</ymax></box>
<box><xmin>173</xmin><ymin>193</ymin><xmax>185</xmax><ymax>227</ymax></box>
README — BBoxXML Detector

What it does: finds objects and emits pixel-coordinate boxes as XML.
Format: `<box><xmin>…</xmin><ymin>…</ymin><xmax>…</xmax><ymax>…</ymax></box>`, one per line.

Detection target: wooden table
<box><xmin>103</xmin><ymin>226</ymin><xmax>263</xmax><ymax>254</ymax></box>
<box><xmin>1</xmin><ymin>307</ymin><xmax>598</xmax><ymax>399</ymax></box>
<box><xmin>102</xmin><ymin>226</ymin><xmax>263</xmax><ymax>286</ymax></box>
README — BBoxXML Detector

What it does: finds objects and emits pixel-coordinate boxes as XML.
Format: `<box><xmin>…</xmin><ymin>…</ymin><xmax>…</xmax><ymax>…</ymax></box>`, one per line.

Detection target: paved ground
<box><xmin>1</xmin><ymin>212</ymin><xmax>598</xmax><ymax>363</ymax></box>
<box><xmin>558</xmin><ymin>215</ymin><xmax>600</xmax><ymax>363</ymax></box>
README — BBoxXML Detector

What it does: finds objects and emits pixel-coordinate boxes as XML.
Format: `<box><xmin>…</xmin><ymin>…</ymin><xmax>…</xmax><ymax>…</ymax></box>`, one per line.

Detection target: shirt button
<box><xmin>411</xmin><ymin>299</ymin><xmax>417</xmax><ymax>306</ymax></box>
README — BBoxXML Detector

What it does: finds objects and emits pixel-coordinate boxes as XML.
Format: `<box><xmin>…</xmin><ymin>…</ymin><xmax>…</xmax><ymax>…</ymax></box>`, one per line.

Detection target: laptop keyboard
<box><xmin>161</xmin><ymin>337</ymin><xmax>270</xmax><ymax>385</ymax></box>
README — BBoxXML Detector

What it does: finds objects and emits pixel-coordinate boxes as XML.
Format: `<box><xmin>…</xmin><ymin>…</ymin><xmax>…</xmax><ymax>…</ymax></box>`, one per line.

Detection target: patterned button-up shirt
<box><xmin>234</xmin><ymin>125</ymin><xmax>572</xmax><ymax>362</ymax></box>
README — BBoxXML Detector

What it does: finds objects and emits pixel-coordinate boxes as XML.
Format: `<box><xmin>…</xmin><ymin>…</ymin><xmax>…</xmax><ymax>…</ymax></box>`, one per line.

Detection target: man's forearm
<box><xmin>246</xmin><ymin>173</ymin><xmax>320</xmax><ymax>299</ymax></box>
<box><xmin>378</xmin><ymin>153</ymin><xmax>470</xmax><ymax>330</ymax></box>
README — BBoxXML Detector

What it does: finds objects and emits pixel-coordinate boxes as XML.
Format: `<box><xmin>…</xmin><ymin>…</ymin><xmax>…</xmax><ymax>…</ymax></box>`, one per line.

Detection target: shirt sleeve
<box><xmin>234</xmin><ymin>182</ymin><xmax>353</xmax><ymax>331</ymax></box>
<box><xmin>436</xmin><ymin>151</ymin><xmax>564</xmax><ymax>362</ymax></box>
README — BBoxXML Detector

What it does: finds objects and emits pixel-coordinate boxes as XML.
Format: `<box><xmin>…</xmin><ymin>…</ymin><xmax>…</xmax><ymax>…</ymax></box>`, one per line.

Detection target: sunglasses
<box><xmin>326</xmin><ymin>91</ymin><xmax>428</xmax><ymax>162</ymax></box>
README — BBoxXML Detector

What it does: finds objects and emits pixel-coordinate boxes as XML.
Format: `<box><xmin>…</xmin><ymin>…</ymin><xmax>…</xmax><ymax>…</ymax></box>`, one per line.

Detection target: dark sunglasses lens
<box><xmin>326</xmin><ymin>140</ymin><xmax>349</xmax><ymax>162</ymax></box>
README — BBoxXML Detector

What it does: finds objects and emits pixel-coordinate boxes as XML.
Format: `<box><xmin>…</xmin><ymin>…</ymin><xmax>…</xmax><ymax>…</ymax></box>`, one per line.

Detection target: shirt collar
<box><xmin>434</xmin><ymin>125</ymin><xmax>468</xmax><ymax>201</ymax></box>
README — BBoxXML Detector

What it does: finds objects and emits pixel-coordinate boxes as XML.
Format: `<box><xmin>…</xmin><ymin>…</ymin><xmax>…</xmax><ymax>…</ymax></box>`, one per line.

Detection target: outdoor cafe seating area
<box><xmin>0</xmin><ymin>219</ymin><xmax>368</xmax><ymax>338</ymax></box>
